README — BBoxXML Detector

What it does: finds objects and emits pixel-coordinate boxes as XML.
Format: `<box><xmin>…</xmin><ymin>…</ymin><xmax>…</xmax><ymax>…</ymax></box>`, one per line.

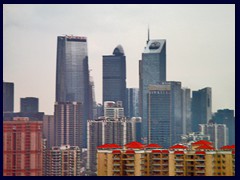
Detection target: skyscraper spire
<box><xmin>147</xmin><ymin>25</ymin><xmax>150</xmax><ymax>44</ymax></box>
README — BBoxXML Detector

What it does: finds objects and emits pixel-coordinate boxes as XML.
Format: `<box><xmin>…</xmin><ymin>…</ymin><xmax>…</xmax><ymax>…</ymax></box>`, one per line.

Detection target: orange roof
<box><xmin>195</xmin><ymin>151</ymin><xmax>206</xmax><ymax>155</ymax></box>
<box><xmin>152</xmin><ymin>150</ymin><xmax>161</xmax><ymax>153</ymax></box>
<box><xmin>192</xmin><ymin>140</ymin><xmax>212</xmax><ymax>145</ymax></box>
<box><xmin>125</xmin><ymin>141</ymin><xmax>145</xmax><ymax>149</ymax></box>
<box><xmin>125</xmin><ymin>150</ymin><xmax>135</xmax><ymax>154</ymax></box>
<box><xmin>196</xmin><ymin>144</ymin><xmax>214</xmax><ymax>150</ymax></box>
<box><xmin>220</xmin><ymin>145</ymin><xmax>235</xmax><ymax>150</ymax></box>
<box><xmin>97</xmin><ymin>143</ymin><xmax>122</xmax><ymax>149</ymax></box>
<box><xmin>169</xmin><ymin>144</ymin><xmax>188</xmax><ymax>149</ymax></box>
<box><xmin>145</xmin><ymin>143</ymin><xmax>162</xmax><ymax>148</ymax></box>
<box><xmin>174</xmin><ymin>151</ymin><xmax>184</xmax><ymax>154</ymax></box>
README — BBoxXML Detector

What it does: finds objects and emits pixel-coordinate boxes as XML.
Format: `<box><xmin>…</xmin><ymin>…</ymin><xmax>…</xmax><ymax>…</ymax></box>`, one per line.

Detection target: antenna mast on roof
<box><xmin>147</xmin><ymin>25</ymin><xmax>150</xmax><ymax>44</ymax></box>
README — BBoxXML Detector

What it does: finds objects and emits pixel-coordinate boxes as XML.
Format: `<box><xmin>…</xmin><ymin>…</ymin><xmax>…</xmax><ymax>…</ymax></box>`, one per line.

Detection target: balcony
<box><xmin>113</xmin><ymin>169</ymin><xmax>121</xmax><ymax>172</ymax></box>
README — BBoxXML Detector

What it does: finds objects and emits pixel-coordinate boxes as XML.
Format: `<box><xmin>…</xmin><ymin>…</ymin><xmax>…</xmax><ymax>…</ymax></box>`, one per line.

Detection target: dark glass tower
<box><xmin>55</xmin><ymin>35</ymin><xmax>90</xmax><ymax>147</ymax></box>
<box><xmin>212</xmin><ymin>109</ymin><xmax>235</xmax><ymax>145</ymax></box>
<box><xmin>191</xmin><ymin>87</ymin><xmax>212</xmax><ymax>132</ymax></box>
<box><xmin>20</xmin><ymin>97</ymin><xmax>39</xmax><ymax>113</ymax></box>
<box><xmin>3</xmin><ymin>82</ymin><xmax>14</xmax><ymax>113</ymax></box>
<box><xmin>139</xmin><ymin>37</ymin><xmax>166</xmax><ymax>141</ymax></box>
<box><xmin>102</xmin><ymin>45</ymin><xmax>126</xmax><ymax>114</ymax></box>
<box><xmin>147</xmin><ymin>82</ymin><xmax>182</xmax><ymax>148</ymax></box>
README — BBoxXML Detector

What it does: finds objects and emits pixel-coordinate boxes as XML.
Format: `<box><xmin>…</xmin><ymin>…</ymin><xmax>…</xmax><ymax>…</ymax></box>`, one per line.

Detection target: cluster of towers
<box><xmin>3</xmin><ymin>32</ymin><xmax>235</xmax><ymax>176</ymax></box>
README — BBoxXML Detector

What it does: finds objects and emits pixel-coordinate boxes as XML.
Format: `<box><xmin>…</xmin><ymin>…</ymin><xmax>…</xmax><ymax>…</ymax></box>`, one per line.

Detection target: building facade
<box><xmin>191</xmin><ymin>87</ymin><xmax>212</xmax><ymax>132</ymax></box>
<box><xmin>212</xmin><ymin>109</ymin><xmax>235</xmax><ymax>145</ymax></box>
<box><xmin>43</xmin><ymin>115</ymin><xmax>55</xmax><ymax>149</ymax></box>
<box><xmin>20</xmin><ymin>97</ymin><xmax>39</xmax><ymax>113</ymax></box>
<box><xmin>97</xmin><ymin>140</ymin><xmax>235</xmax><ymax>176</ymax></box>
<box><xmin>44</xmin><ymin>145</ymin><xmax>81</xmax><ymax>176</ymax></box>
<box><xmin>181</xmin><ymin>88</ymin><xmax>191</xmax><ymax>134</ymax></box>
<box><xmin>87</xmin><ymin>117</ymin><xmax>141</xmax><ymax>172</ymax></box>
<box><xmin>55</xmin><ymin>35</ymin><xmax>90</xmax><ymax>147</ymax></box>
<box><xmin>3</xmin><ymin>117</ymin><xmax>43</xmax><ymax>176</ymax></box>
<box><xmin>102</xmin><ymin>45</ymin><xmax>126</xmax><ymax>114</ymax></box>
<box><xmin>126</xmin><ymin>88</ymin><xmax>139</xmax><ymax>118</ymax></box>
<box><xmin>104</xmin><ymin>101</ymin><xmax>124</xmax><ymax>119</ymax></box>
<box><xmin>199</xmin><ymin>122</ymin><xmax>228</xmax><ymax>149</ymax></box>
<box><xmin>3</xmin><ymin>81</ymin><xmax>14</xmax><ymax>113</ymax></box>
<box><xmin>147</xmin><ymin>82</ymin><xmax>182</xmax><ymax>148</ymax></box>
<box><xmin>54</xmin><ymin>102</ymin><xmax>83</xmax><ymax>148</ymax></box>
<box><xmin>139</xmin><ymin>38</ymin><xmax>166</xmax><ymax>140</ymax></box>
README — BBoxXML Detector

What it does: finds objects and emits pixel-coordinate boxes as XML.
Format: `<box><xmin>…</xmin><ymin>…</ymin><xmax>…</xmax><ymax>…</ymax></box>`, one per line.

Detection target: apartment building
<box><xmin>97</xmin><ymin>140</ymin><xmax>235</xmax><ymax>176</ymax></box>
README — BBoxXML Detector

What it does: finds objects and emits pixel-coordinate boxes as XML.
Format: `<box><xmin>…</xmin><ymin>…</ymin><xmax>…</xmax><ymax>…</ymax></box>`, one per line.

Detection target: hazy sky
<box><xmin>3</xmin><ymin>4</ymin><xmax>235</xmax><ymax>115</ymax></box>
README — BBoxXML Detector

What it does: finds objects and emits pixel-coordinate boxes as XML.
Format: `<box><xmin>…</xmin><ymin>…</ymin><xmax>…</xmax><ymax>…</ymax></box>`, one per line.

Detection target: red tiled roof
<box><xmin>125</xmin><ymin>150</ymin><xmax>135</xmax><ymax>154</ymax></box>
<box><xmin>196</xmin><ymin>144</ymin><xmax>214</xmax><ymax>150</ymax></box>
<box><xmin>162</xmin><ymin>150</ymin><xmax>169</xmax><ymax>154</ymax></box>
<box><xmin>112</xmin><ymin>150</ymin><xmax>121</xmax><ymax>154</ymax></box>
<box><xmin>174</xmin><ymin>151</ymin><xmax>184</xmax><ymax>154</ymax></box>
<box><xmin>97</xmin><ymin>143</ymin><xmax>122</xmax><ymax>149</ymax></box>
<box><xmin>192</xmin><ymin>140</ymin><xmax>212</xmax><ymax>145</ymax></box>
<box><xmin>169</xmin><ymin>144</ymin><xmax>188</xmax><ymax>149</ymax></box>
<box><xmin>152</xmin><ymin>150</ymin><xmax>161</xmax><ymax>153</ymax></box>
<box><xmin>125</xmin><ymin>141</ymin><xmax>145</xmax><ymax>149</ymax></box>
<box><xmin>195</xmin><ymin>151</ymin><xmax>206</xmax><ymax>155</ymax></box>
<box><xmin>145</xmin><ymin>143</ymin><xmax>162</xmax><ymax>148</ymax></box>
<box><xmin>220</xmin><ymin>145</ymin><xmax>235</xmax><ymax>150</ymax></box>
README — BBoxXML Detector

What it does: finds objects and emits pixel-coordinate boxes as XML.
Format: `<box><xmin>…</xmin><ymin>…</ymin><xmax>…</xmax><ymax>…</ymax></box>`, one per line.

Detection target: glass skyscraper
<box><xmin>3</xmin><ymin>82</ymin><xmax>14</xmax><ymax>113</ymax></box>
<box><xmin>139</xmin><ymin>38</ymin><xmax>166</xmax><ymax>141</ymax></box>
<box><xmin>102</xmin><ymin>45</ymin><xmax>126</xmax><ymax>114</ymax></box>
<box><xmin>191</xmin><ymin>87</ymin><xmax>212</xmax><ymax>132</ymax></box>
<box><xmin>147</xmin><ymin>82</ymin><xmax>182</xmax><ymax>148</ymax></box>
<box><xmin>55</xmin><ymin>35</ymin><xmax>90</xmax><ymax>147</ymax></box>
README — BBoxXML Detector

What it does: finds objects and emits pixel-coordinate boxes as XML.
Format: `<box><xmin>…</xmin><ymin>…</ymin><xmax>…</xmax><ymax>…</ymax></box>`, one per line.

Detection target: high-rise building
<box><xmin>90</xmin><ymin>76</ymin><xmax>97</xmax><ymax>119</ymax></box>
<box><xmin>55</xmin><ymin>35</ymin><xmax>90</xmax><ymax>148</ymax></box>
<box><xmin>3</xmin><ymin>117</ymin><xmax>43</xmax><ymax>176</ymax></box>
<box><xmin>43</xmin><ymin>115</ymin><xmax>55</xmax><ymax>149</ymax></box>
<box><xmin>139</xmin><ymin>32</ymin><xmax>166</xmax><ymax>140</ymax></box>
<box><xmin>54</xmin><ymin>102</ymin><xmax>83</xmax><ymax>148</ymax></box>
<box><xmin>199</xmin><ymin>122</ymin><xmax>228</xmax><ymax>149</ymax></box>
<box><xmin>97</xmin><ymin>140</ymin><xmax>235</xmax><ymax>176</ymax></box>
<box><xmin>3</xmin><ymin>82</ymin><xmax>14</xmax><ymax>113</ymax></box>
<box><xmin>212</xmin><ymin>109</ymin><xmax>235</xmax><ymax>145</ymax></box>
<box><xmin>126</xmin><ymin>88</ymin><xmax>139</xmax><ymax>118</ymax></box>
<box><xmin>102</xmin><ymin>45</ymin><xmax>126</xmax><ymax>114</ymax></box>
<box><xmin>104</xmin><ymin>101</ymin><xmax>124</xmax><ymax>119</ymax></box>
<box><xmin>44</xmin><ymin>145</ymin><xmax>81</xmax><ymax>176</ymax></box>
<box><xmin>181</xmin><ymin>88</ymin><xmax>191</xmax><ymax>134</ymax></box>
<box><xmin>20</xmin><ymin>97</ymin><xmax>39</xmax><ymax>113</ymax></box>
<box><xmin>191</xmin><ymin>87</ymin><xmax>212</xmax><ymax>132</ymax></box>
<box><xmin>87</xmin><ymin>117</ymin><xmax>141</xmax><ymax>172</ymax></box>
<box><xmin>181</xmin><ymin>132</ymin><xmax>211</xmax><ymax>145</ymax></box>
<box><xmin>147</xmin><ymin>82</ymin><xmax>182</xmax><ymax>148</ymax></box>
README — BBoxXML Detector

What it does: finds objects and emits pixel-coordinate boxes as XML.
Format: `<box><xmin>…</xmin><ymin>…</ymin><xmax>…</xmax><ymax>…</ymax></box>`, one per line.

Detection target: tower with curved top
<box><xmin>102</xmin><ymin>45</ymin><xmax>126</xmax><ymax>114</ymax></box>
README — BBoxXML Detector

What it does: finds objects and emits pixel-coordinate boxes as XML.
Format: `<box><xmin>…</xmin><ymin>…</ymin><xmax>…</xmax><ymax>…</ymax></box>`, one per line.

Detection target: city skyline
<box><xmin>3</xmin><ymin>4</ymin><xmax>235</xmax><ymax>115</ymax></box>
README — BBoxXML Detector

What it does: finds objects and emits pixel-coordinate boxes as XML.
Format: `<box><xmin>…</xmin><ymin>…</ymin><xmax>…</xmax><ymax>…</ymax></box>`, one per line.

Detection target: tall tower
<box><xmin>3</xmin><ymin>82</ymin><xmax>14</xmax><ymax>113</ymax></box>
<box><xmin>139</xmin><ymin>31</ymin><xmax>166</xmax><ymax>140</ymax></box>
<box><xmin>126</xmin><ymin>88</ymin><xmax>139</xmax><ymax>118</ymax></box>
<box><xmin>55</xmin><ymin>35</ymin><xmax>90</xmax><ymax>147</ymax></box>
<box><xmin>54</xmin><ymin>102</ymin><xmax>83</xmax><ymax>148</ymax></box>
<box><xmin>102</xmin><ymin>45</ymin><xmax>126</xmax><ymax>114</ymax></box>
<box><xmin>147</xmin><ymin>82</ymin><xmax>182</xmax><ymax>148</ymax></box>
<box><xmin>181</xmin><ymin>88</ymin><xmax>192</xmax><ymax>134</ymax></box>
<box><xmin>191</xmin><ymin>87</ymin><xmax>212</xmax><ymax>132</ymax></box>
